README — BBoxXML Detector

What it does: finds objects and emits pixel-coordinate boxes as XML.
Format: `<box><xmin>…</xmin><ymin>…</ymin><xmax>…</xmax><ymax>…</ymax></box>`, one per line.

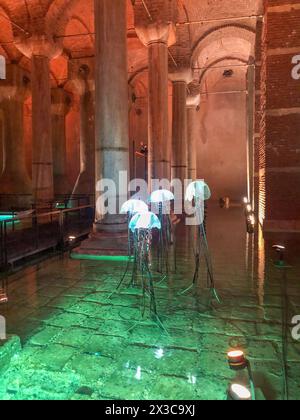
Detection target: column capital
<box><xmin>135</xmin><ymin>22</ymin><xmax>176</xmax><ymax>47</ymax></box>
<box><xmin>186</xmin><ymin>93</ymin><xmax>201</xmax><ymax>109</ymax></box>
<box><xmin>51</xmin><ymin>88</ymin><xmax>72</xmax><ymax>116</ymax></box>
<box><xmin>15</xmin><ymin>34</ymin><xmax>62</xmax><ymax>59</ymax></box>
<box><xmin>0</xmin><ymin>63</ymin><xmax>31</xmax><ymax>102</ymax></box>
<box><xmin>66</xmin><ymin>58</ymin><xmax>95</xmax><ymax>95</ymax></box>
<box><xmin>169</xmin><ymin>67</ymin><xmax>193</xmax><ymax>84</ymax></box>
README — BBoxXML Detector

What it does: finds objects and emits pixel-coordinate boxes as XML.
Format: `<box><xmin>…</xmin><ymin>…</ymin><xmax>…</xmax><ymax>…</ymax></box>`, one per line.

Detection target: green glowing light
<box><xmin>0</xmin><ymin>214</ymin><xmax>19</xmax><ymax>224</ymax></box>
<box><xmin>71</xmin><ymin>253</ymin><xmax>132</xmax><ymax>262</ymax></box>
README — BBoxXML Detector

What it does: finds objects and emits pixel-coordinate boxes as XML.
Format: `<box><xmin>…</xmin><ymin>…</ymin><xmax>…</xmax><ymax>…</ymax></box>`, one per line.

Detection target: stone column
<box><xmin>0</xmin><ymin>64</ymin><xmax>32</xmax><ymax>208</ymax></box>
<box><xmin>94</xmin><ymin>0</ymin><xmax>129</xmax><ymax>230</ymax></box>
<box><xmin>51</xmin><ymin>88</ymin><xmax>72</xmax><ymax>196</ymax></box>
<box><xmin>15</xmin><ymin>36</ymin><xmax>62</xmax><ymax>206</ymax></box>
<box><xmin>186</xmin><ymin>93</ymin><xmax>201</xmax><ymax>181</ymax></box>
<box><xmin>135</xmin><ymin>24</ymin><xmax>176</xmax><ymax>183</ymax></box>
<box><xmin>31</xmin><ymin>55</ymin><xmax>54</xmax><ymax>204</ymax></box>
<box><xmin>67</xmin><ymin>60</ymin><xmax>95</xmax><ymax>199</ymax></box>
<box><xmin>169</xmin><ymin>69</ymin><xmax>193</xmax><ymax>183</ymax></box>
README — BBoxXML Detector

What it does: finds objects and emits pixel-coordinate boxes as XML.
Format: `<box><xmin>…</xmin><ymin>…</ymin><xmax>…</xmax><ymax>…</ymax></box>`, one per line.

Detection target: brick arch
<box><xmin>198</xmin><ymin>55</ymin><xmax>248</xmax><ymax>87</ymax></box>
<box><xmin>45</xmin><ymin>0</ymin><xmax>80</xmax><ymax>37</ymax></box>
<box><xmin>63</xmin><ymin>16</ymin><xmax>94</xmax><ymax>52</ymax></box>
<box><xmin>47</xmin><ymin>0</ymin><xmax>135</xmax><ymax>38</ymax></box>
<box><xmin>192</xmin><ymin>24</ymin><xmax>255</xmax><ymax>66</ymax></box>
<box><xmin>0</xmin><ymin>6</ymin><xmax>21</xmax><ymax>61</ymax></box>
<box><xmin>129</xmin><ymin>68</ymin><xmax>149</xmax><ymax>99</ymax></box>
<box><xmin>128</xmin><ymin>66</ymin><xmax>148</xmax><ymax>86</ymax></box>
<box><xmin>177</xmin><ymin>0</ymin><xmax>192</xmax><ymax>47</ymax></box>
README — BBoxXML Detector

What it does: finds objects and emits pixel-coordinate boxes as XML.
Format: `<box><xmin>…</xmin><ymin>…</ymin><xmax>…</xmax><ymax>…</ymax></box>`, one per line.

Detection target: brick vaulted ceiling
<box><xmin>0</xmin><ymin>0</ymin><xmax>263</xmax><ymax>91</ymax></box>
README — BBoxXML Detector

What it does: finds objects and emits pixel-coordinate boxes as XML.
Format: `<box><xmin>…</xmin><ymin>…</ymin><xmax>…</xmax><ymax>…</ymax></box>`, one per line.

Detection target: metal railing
<box><xmin>0</xmin><ymin>204</ymin><xmax>94</xmax><ymax>271</ymax></box>
<box><xmin>0</xmin><ymin>194</ymin><xmax>95</xmax><ymax>212</ymax></box>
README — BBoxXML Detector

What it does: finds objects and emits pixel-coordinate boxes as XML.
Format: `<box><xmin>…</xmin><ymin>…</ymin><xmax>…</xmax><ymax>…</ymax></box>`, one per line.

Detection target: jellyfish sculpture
<box><xmin>183</xmin><ymin>181</ymin><xmax>220</xmax><ymax>303</ymax></box>
<box><xmin>150</xmin><ymin>189</ymin><xmax>174</xmax><ymax>275</ymax></box>
<box><xmin>120</xmin><ymin>199</ymin><xmax>149</xmax><ymax>216</ymax></box>
<box><xmin>129</xmin><ymin>212</ymin><xmax>165</xmax><ymax>325</ymax></box>
<box><xmin>114</xmin><ymin>211</ymin><xmax>164</xmax><ymax>327</ymax></box>
<box><xmin>121</xmin><ymin>199</ymin><xmax>149</xmax><ymax>254</ymax></box>
<box><xmin>119</xmin><ymin>199</ymin><xmax>149</xmax><ymax>285</ymax></box>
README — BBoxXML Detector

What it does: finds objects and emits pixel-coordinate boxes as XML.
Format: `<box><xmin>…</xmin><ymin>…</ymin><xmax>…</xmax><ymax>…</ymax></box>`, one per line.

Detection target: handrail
<box><xmin>0</xmin><ymin>203</ymin><xmax>94</xmax><ymax>271</ymax></box>
<box><xmin>1</xmin><ymin>204</ymin><xmax>94</xmax><ymax>224</ymax></box>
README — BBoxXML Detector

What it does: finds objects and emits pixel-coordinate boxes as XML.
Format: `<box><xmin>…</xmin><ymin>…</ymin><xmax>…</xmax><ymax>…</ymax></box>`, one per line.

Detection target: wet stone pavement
<box><xmin>0</xmin><ymin>205</ymin><xmax>299</xmax><ymax>400</ymax></box>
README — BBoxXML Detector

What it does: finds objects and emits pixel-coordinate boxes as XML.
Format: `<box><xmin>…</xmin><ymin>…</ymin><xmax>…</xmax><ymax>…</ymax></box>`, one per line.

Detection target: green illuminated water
<box><xmin>0</xmin><ymin>205</ymin><xmax>300</xmax><ymax>400</ymax></box>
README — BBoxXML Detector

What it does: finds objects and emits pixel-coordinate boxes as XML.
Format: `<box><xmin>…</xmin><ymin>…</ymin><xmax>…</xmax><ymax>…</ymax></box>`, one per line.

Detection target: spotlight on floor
<box><xmin>246</xmin><ymin>204</ymin><xmax>252</xmax><ymax>214</ymax></box>
<box><xmin>67</xmin><ymin>236</ymin><xmax>78</xmax><ymax>250</ymax></box>
<box><xmin>246</xmin><ymin>213</ymin><xmax>256</xmax><ymax>234</ymax></box>
<box><xmin>227</xmin><ymin>350</ymin><xmax>256</xmax><ymax>400</ymax></box>
<box><xmin>228</xmin><ymin>384</ymin><xmax>252</xmax><ymax>401</ymax></box>
<box><xmin>228</xmin><ymin>350</ymin><xmax>247</xmax><ymax>370</ymax></box>
<box><xmin>0</xmin><ymin>292</ymin><xmax>8</xmax><ymax>304</ymax></box>
<box><xmin>272</xmin><ymin>244</ymin><xmax>286</xmax><ymax>267</ymax></box>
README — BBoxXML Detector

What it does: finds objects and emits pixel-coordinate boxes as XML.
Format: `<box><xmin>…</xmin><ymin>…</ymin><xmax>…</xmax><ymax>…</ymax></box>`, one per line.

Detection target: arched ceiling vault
<box><xmin>0</xmin><ymin>0</ymin><xmax>262</xmax><ymax>89</ymax></box>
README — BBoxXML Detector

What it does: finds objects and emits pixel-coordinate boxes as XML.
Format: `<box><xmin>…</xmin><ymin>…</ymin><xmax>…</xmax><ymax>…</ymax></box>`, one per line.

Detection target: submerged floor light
<box><xmin>227</xmin><ymin>350</ymin><xmax>256</xmax><ymax>400</ymax></box>
<box><xmin>228</xmin><ymin>350</ymin><xmax>248</xmax><ymax>370</ymax></box>
<box><xmin>228</xmin><ymin>384</ymin><xmax>252</xmax><ymax>401</ymax></box>
<box><xmin>0</xmin><ymin>292</ymin><xmax>8</xmax><ymax>304</ymax></box>
<box><xmin>272</xmin><ymin>244</ymin><xmax>286</xmax><ymax>267</ymax></box>
<box><xmin>246</xmin><ymin>204</ymin><xmax>252</xmax><ymax>214</ymax></box>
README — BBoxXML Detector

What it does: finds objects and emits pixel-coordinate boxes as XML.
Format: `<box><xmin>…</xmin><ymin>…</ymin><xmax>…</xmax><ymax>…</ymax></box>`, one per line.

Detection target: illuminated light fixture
<box><xmin>188</xmin><ymin>374</ymin><xmax>197</xmax><ymax>385</ymax></box>
<box><xmin>0</xmin><ymin>213</ymin><xmax>16</xmax><ymax>222</ymax></box>
<box><xmin>273</xmin><ymin>244</ymin><xmax>285</xmax><ymax>251</ymax></box>
<box><xmin>0</xmin><ymin>292</ymin><xmax>8</xmax><ymax>304</ymax></box>
<box><xmin>150</xmin><ymin>189</ymin><xmax>174</xmax><ymax>204</ymax></box>
<box><xmin>71</xmin><ymin>254</ymin><xmax>131</xmax><ymax>262</ymax></box>
<box><xmin>228</xmin><ymin>350</ymin><xmax>247</xmax><ymax>370</ymax></box>
<box><xmin>272</xmin><ymin>244</ymin><xmax>286</xmax><ymax>267</ymax></box>
<box><xmin>243</xmin><ymin>197</ymin><xmax>249</xmax><ymax>204</ymax></box>
<box><xmin>135</xmin><ymin>366</ymin><xmax>142</xmax><ymax>381</ymax></box>
<box><xmin>185</xmin><ymin>180</ymin><xmax>211</xmax><ymax>202</ymax></box>
<box><xmin>120</xmin><ymin>199</ymin><xmax>148</xmax><ymax>215</ymax></box>
<box><xmin>129</xmin><ymin>211</ymin><xmax>161</xmax><ymax>232</ymax></box>
<box><xmin>228</xmin><ymin>384</ymin><xmax>252</xmax><ymax>401</ymax></box>
<box><xmin>227</xmin><ymin>350</ymin><xmax>256</xmax><ymax>400</ymax></box>
<box><xmin>68</xmin><ymin>236</ymin><xmax>76</xmax><ymax>242</ymax></box>
<box><xmin>246</xmin><ymin>212</ymin><xmax>256</xmax><ymax>234</ymax></box>
<box><xmin>249</xmin><ymin>214</ymin><xmax>256</xmax><ymax>225</ymax></box>
<box><xmin>154</xmin><ymin>348</ymin><xmax>164</xmax><ymax>360</ymax></box>
<box><xmin>246</xmin><ymin>204</ymin><xmax>252</xmax><ymax>213</ymax></box>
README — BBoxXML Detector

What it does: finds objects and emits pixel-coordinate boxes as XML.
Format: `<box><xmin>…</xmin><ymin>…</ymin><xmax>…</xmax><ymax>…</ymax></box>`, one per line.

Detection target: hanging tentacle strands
<box><xmin>181</xmin><ymin>181</ymin><xmax>220</xmax><ymax>303</ymax></box>
<box><xmin>150</xmin><ymin>189</ymin><xmax>175</xmax><ymax>276</ymax></box>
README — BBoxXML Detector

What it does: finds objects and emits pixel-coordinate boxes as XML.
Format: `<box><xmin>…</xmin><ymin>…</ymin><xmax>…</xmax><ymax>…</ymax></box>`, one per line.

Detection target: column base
<box><xmin>72</xmin><ymin>215</ymin><xmax>129</xmax><ymax>257</ymax></box>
